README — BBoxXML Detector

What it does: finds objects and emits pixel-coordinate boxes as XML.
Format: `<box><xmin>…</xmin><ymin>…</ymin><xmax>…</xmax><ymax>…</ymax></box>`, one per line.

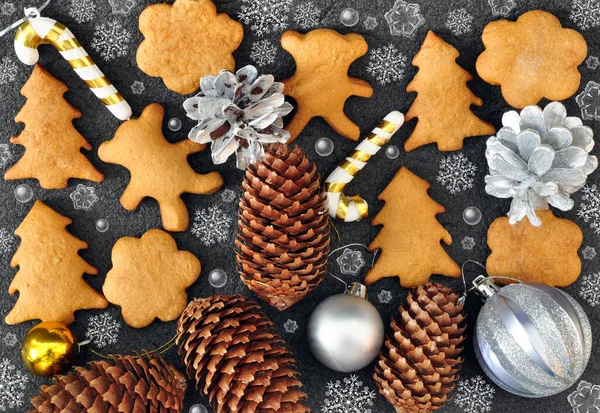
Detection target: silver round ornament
<box><xmin>208</xmin><ymin>268</ymin><xmax>227</xmax><ymax>288</ymax></box>
<box><xmin>385</xmin><ymin>145</ymin><xmax>400</xmax><ymax>159</ymax></box>
<box><xmin>340</xmin><ymin>8</ymin><xmax>359</xmax><ymax>27</ymax></box>
<box><xmin>473</xmin><ymin>276</ymin><xmax>592</xmax><ymax>398</ymax></box>
<box><xmin>463</xmin><ymin>206</ymin><xmax>482</xmax><ymax>225</ymax></box>
<box><xmin>14</xmin><ymin>184</ymin><xmax>33</xmax><ymax>203</ymax></box>
<box><xmin>315</xmin><ymin>137</ymin><xmax>334</xmax><ymax>157</ymax></box>
<box><xmin>189</xmin><ymin>404</ymin><xmax>208</xmax><ymax>413</ymax></box>
<box><xmin>168</xmin><ymin>117</ymin><xmax>182</xmax><ymax>132</ymax></box>
<box><xmin>307</xmin><ymin>283</ymin><xmax>384</xmax><ymax>372</ymax></box>
<box><xmin>95</xmin><ymin>218</ymin><xmax>109</xmax><ymax>233</ymax></box>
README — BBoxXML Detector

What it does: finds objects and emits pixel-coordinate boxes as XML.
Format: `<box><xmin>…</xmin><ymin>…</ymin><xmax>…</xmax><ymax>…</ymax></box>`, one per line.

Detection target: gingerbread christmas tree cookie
<box><xmin>98</xmin><ymin>103</ymin><xmax>223</xmax><ymax>232</ymax></box>
<box><xmin>137</xmin><ymin>0</ymin><xmax>243</xmax><ymax>94</ymax></box>
<box><xmin>281</xmin><ymin>29</ymin><xmax>373</xmax><ymax>142</ymax></box>
<box><xmin>404</xmin><ymin>31</ymin><xmax>495</xmax><ymax>152</ymax></box>
<box><xmin>367</xmin><ymin>167</ymin><xmax>460</xmax><ymax>287</ymax></box>
<box><xmin>5</xmin><ymin>65</ymin><xmax>103</xmax><ymax>189</ymax></box>
<box><xmin>6</xmin><ymin>201</ymin><xmax>108</xmax><ymax>325</ymax></box>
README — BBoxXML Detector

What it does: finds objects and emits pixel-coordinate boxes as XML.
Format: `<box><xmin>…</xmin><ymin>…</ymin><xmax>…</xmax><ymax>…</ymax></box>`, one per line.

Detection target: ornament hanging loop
<box><xmin>24</xmin><ymin>7</ymin><xmax>41</xmax><ymax>19</ymax></box>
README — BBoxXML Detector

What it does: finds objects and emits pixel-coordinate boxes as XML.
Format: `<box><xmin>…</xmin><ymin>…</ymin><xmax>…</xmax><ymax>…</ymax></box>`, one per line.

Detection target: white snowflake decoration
<box><xmin>366</xmin><ymin>43</ymin><xmax>407</xmax><ymax>85</ymax></box>
<box><xmin>582</xmin><ymin>246</ymin><xmax>597</xmax><ymax>260</ymax></box>
<box><xmin>384</xmin><ymin>0</ymin><xmax>425</xmax><ymax>37</ymax></box>
<box><xmin>70</xmin><ymin>184</ymin><xmax>99</xmax><ymax>210</ymax></box>
<box><xmin>568</xmin><ymin>380</ymin><xmax>600</xmax><ymax>413</ymax></box>
<box><xmin>221</xmin><ymin>188</ymin><xmax>237</xmax><ymax>203</ymax></box>
<box><xmin>488</xmin><ymin>0</ymin><xmax>517</xmax><ymax>17</ymax></box>
<box><xmin>586</xmin><ymin>55</ymin><xmax>600</xmax><ymax>70</ymax></box>
<box><xmin>284</xmin><ymin>319</ymin><xmax>298</xmax><ymax>333</ymax></box>
<box><xmin>191</xmin><ymin>205</ymin><xmax>232</xmax><ymax>247</ymax></box>
<box><xmin>0</xmin><ymin>358</ymin><xmax>28</xmax><ymax>411</ymax></box>
<box><xmin>250</xmin><ymin>39</ymin><xmax>277</xmax><ymax>67</ymax></box>
<box><xmin>378</xmin><ymin>289</ymin><xmax>393</xmax><ymax>304</ymax></box>
<box><xmin>578</xmin><ymin>185</ymin><xmax>600</xmax><ymax>233</ymax></box>
<box><xmin>461</xmin><ymin>236</ymin><xmax>476</xmax><ymax>250</ymax></box>
<box><xmin>454</xmin><ymin>375</ymin><xmax>495</xmax><ymax>413</ymax></box>
<box><xmin>0</xmin><ymin>144</ymin><xmax>11</xmax><ymax>169</ymax></box>
<box><xmin>364</xmin><ymin>16</ymin><xmax>378</xmax><ymax>30</ymax></box>
<box><xmin>86</xmin><ymin>313</ymin><xmax>121</xmax><ymax>348</ymax></box>
<box><xmin>108</xmin><ymin>0</ymin><xmax>136</xmax><ymax>15</ymax></box>
<box><xmin>69</xmin><ymin>0</ymin><xmax>96</xmax><ymax>23</ymax></box>
<box><xmin>437</xmin><ymin>153</ymin><xmax>477</xmax><ymax>194</ymax></box>
<box><xmin>576</xmin><ymin>81</ymin><xmax>600</xmax><ymax>121</ymax></box>
<box><xmin>336</xmin><ymin>248</ymin><xmax>366</xmax><ymax>276</ymax></box>
<box><xmin>321</xmin><ymin>375</ymin><xmax>377</xmax><ymax>413</ymax></box>
<box><xmin>570</xmin><ymin>0</ymin><xmax>600</xmax><ymax>30</ymax></box>
<box><xmin>0</xmin><ymin>56</ymin><xmax>18</xmax><ymax>85</ymax></box>
<box><xmin>579</xmin><ymin>272</ymin><xmax>600</xmax><ymax>307</ymax></box>
<box><xmin>130</xmin><ymin>80</ymin><xmax>145</xmax><ymax>95</ymax></box>
<box><xmin>0</xmin><ymin>228</ymin><xmax>14</xmax><ymax>255</ymax></box>
<box><xmin>0</xmin><ymin>2</ymin><xmax>15</xmax><ymax>15</ymax></box>
<box><xmin>446</xmin><ymin>8</ymin><xmax>474</xmax><ymax>36</ymax></box>
<box><xmin>293</xmin><ymin>1</ymin><xmax>320</xmax><ymax>29</ymax></box>
<box><xmin>2</xmin><ymin>333</ymin><xmax>17</xmax><ymax>348</ymax></box>
<box><xmin>238</xmin><ymin>0</ymin><xmax>292</xmax><ymax>36</ymax></box>
<box><xmin>91</xmin><ymin>20</ymin><xmax>132</xmax><ymax>61</ymax></box>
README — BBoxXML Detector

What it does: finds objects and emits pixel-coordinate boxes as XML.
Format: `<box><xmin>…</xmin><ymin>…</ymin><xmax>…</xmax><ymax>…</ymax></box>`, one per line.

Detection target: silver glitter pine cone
<box><xmin>485</xmin><ymin>101</ymin><xmax>597</xmax><ymax>226</ymax></box>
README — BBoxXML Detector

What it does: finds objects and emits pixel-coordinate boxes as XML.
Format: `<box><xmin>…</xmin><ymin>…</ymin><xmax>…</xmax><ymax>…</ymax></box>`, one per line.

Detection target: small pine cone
<box><xmin>374</xmin><ymin>282</ymin><xmax>466</xmax><ymax>413</ymax></box>
<box><xmin>235</xmin><ymin>143</ymin><xmax>330</xmax><ymax>310</ymax></box>
<box><xmin>28</xmin><ymin>353</ymin><xmax>186</xmax><ymax>412</ymax></box>
<box><xmin>177</xmin><ymin>295</ymin><xmax>310</xmax><ymax>413</ymax></box>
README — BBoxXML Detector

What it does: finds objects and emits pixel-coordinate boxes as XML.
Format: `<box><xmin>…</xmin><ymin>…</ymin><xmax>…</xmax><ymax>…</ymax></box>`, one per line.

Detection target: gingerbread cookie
<box><xmin>281</xmin><ymin>29</ymin><xmax>373</xmax><ymax>142</ymax></box>
<box><xmin>366</xmin><ymin>167</ymin><xmax>461</xmax><ymax>287</ymax></box>
<box><xmin>486</xmin><ymin>210</ymin><xmax>582</xmax><ymax>287</ymax></box>
<box><xmin>405</xmin><ymin>31</ymin><xmax>495</xmax><ymax>152</ymax></box>
<box><xmin>98</xmin><ymin>104</ymin><xmax>223</xmax><ymax>232</ymax></box>
<box><xmin>476</xmin><ymin>10</ymin><xmax>587</xmax><ymax>109</ymax></box>
<box><xmin>5</xmin><ymin>64</ymin><xmax>103</xmax><ymax>189</ymax></box>
<box><xmin>137</xmin><ymin>0</ymin><xmax>243</xmax><ymax>94</ymax></box>
<box><xmin>6</xmin><ymin>201</ymin><xmax>108</xmax><ymax>325</ymax></box>
<box><xmin>103</xmin><ymin>229</ymin><xmax>201</xmax><ymax>328</ymax></box>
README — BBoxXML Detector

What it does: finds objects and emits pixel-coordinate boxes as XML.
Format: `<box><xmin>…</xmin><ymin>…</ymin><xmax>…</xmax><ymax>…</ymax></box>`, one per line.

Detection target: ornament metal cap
<box><xmin>348</xmin><ymin>282</ymin><xmax>367</xmax><ymax>298</ymax></box>
<box><xmin>473</xmin><ymin>275</ymin><xmax>501</xmax><ymax>300</ymax></box>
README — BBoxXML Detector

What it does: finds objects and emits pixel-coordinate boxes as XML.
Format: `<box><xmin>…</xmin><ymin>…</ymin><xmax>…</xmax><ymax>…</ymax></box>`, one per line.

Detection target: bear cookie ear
<box><xmin>343</xmin><ymin>32</ymin><xmax>369</xmax><ymax>57</ymax></box>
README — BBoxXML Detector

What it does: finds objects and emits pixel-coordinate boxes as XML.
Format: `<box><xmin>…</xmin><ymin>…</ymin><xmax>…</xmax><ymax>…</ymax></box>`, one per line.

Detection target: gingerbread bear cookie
<box><xmin>98</xmin><ymin>103</ymin><xmax>223</xmax><ymax>232</ymax></box>
<box><xmin>281</xmin><ymin>29</ymin><xmax>373</xmax><ymax>142</ymax></box>
<box><xmin>476</xmin><ymin>10</ymin><xmax>587</xmax><ymax>109</ymax></box>
<box><xmin>137</xmin><ymin>0</ymin><xmax>243</xmax><ymax>94</ymax></box>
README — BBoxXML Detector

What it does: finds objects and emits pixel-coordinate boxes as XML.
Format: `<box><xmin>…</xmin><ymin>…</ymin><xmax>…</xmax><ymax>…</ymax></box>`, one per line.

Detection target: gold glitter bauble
<box><xmin>21</xmin><ymin>321</ymin><xmax>79</xmax><ymax>377</ymax></box>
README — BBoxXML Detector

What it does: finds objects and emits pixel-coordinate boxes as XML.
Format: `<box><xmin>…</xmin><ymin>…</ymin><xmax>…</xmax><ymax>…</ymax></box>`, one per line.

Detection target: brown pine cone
<box><xmin>177</xmin><ymin>295</ymin><xmax>310</xmax><ymax>413</ymax></box>
<box><xmin>28</xmin><ymin>353</ymin><xmax>186</xmax><ymax>412</ymax></box>
<box><xmin>235</xmin><ymin>143</ymin><xmax>329</xmax><ymax>310</ymax></box>
<box><xmin>374</xmin><ymin>282</ymin><xmax>466</xmax><ymax>413</ymax></box>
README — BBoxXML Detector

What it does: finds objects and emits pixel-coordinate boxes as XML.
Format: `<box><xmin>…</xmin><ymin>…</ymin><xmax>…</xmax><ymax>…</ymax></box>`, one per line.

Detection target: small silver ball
<box><xmin>340</xmin><ymin>8</ymin><xmax>359</xmax><ymax>27</ymax></box>
<box><xmin>14</xmin><ymin>184</ymin><xmax>33</xmax><ymax>203</ymax></box>
<box><xmin>315</xmin><ymin>138</ymin><xmax>334</xmax><ymax>157</ymax></box>
<box><xmin>189</xmin><ymin>404</ymin><xmax>208</xmax><ymax>413</ymax></box>
<box><xmin>168</xmin><ymin>117</ymin><xmax>182</xmax><ymax>132</ymax></box>
<box><xmin>385</xmin><ymin>145</ymin><xmax>400</xmax><ymax>159</ymax></box>
<box><xmin>95</xmin><ymin>219</ymin><xmax>109</xmax><ymax>233</ymax></box>
<box><xmin>463</xmin><ymin>206</ymin><xmax>482</xmax><ymax>225</ymax></box>
<box><xmin>209</xmin><ymin>269</ymin><xmax>227</xmax><ymax>288</ymax></box>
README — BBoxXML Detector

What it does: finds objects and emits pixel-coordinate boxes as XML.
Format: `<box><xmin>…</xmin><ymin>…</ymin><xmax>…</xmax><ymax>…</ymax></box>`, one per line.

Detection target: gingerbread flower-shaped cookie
<box><xmin>476</xmin><ymin>10</ymin><xmax>587</xmax><ymax>109</ymax></box>
<box><xmin>137</xmin><ymin>0</ymin><xmax>243</xmax><ymax>94</ymax></box>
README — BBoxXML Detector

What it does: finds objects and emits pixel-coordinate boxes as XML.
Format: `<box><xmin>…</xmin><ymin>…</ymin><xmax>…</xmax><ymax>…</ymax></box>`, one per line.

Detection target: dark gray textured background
<box><xmin>0</xmin><ymin>0</ymin><xmax>598</xmax><ymax>412</ymax></box>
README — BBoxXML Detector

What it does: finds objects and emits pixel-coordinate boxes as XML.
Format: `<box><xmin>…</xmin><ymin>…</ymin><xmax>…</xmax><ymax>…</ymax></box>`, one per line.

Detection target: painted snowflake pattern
<box><xmin>0</xmin><ymin>56</ymin><xmax>18</xmax><ymax>85</ymax></box>
<box><xmin>586</xmin><ymin>55</ymin><xmax>600</xmax><ymax>70</ymax></box>
<box><xmin>568</xmin><ymin>380</ymin><xmax>600</xmax><ymax>413</ymax></box>
<box><xmin>70</xmin><ymin>184</ymin><xmax>99</xmax><ymax>211</ymax></box>
<box><xmin>86</xmin><ymin>313</ymin><xmax>121</xmax><ymax>348</ymax></box>
<box><xmin>0</xmin><ymin>2</ymin><xmax>15</xmax><ymax>15</ymax></box>
<box><xmin>0</xmin><ymin>228</ymin><xmax>14</xmax><ymax>255</ymax></box>
<box><xmin>250</xmin><ymin>39</ymin><xmax>277</xmax><ymax>67</ymax></box>
<box><xmin>582</xmin><ymin>246</ymin><xmax>597</xmax><ymax>260</ymax></box>
<box><xmin>576</xmin><ymin>81</ymin><xmax>600</xmax><ymax>121</ymax></box>
<box><xmin>364</xmin><ymin>16</ymin><xmax>378</xmax><ymax>30</ymax></box>
<box><xmin>2</xmin><ymin>333</ymin><xmax>17</xmax><ymax>348</ymax></box>
<box><xmin>384</xmin><ymin>0</ymin><xmax>425</xmax><ymax>37</ymax></box>
<box><xmin>461</xmin><ymin>236</ymin><xmax>476</xmax><ymax>250</ymax></box>
<box><xmin>579</xmin><ymin>272</ymin><xmax>600</xmax><ymax>307</ymax></box>
<box><xmin>108</xmin><ymin>0</ymin><xmax>136</xmax><ymax>15</ymax></box>
<box><xmin>322</xmin><ymin>375</ymin><xmax>376</xmax><ymax>413</ymax></box>
<box><xmin>191</xmin><ymin>205</ymin><xmax>233</xmax><ymax>247</ymax></box>
<box><xmin>378</xmin><ymin>289</ymin><xmax>393</xmax><ymax>304</ymax></box>
<box><xmin>91</xmin><ymin>20</ymin><xmax>132</xmax><ymax>61</ymax></box>
<box><xmin>69</xmin><ymin>0</ymin><xmax>97</xmax><ymax>23</ymax></box>
<box><xmin>488</xmin><ymin>0</ymin><xmax>517</xmax><ymax>17</ymax></box>
<box><xmin>437</xmin><ymin>153</ymin><xmax>477</xmax><ymax>194</ymax></box>
<box><xmin>0</xmin><ymin>358</ymin><xmax>28</xmax><ymax>411</ymax></box>
<box><xmin>0</xmin><ymin>144</ymin><xmax>11</xmax><ymax>170</ymax></box>
<box><xmin>578</xmin><ymin>185</ymin><xmax>600</xmax><ymax>233</ymax></box>
<box><xmin>570</xmin><ymin>0</ymin><xmax>600</xmax><ymax>30</ymax></box>
<box><xmin>454</xmin><ymin>375</ymin><xmax>495</xmax><ymax>413</ymax></box>
<box><xmin>221</xmin><ymin>188</ymin><xmax>237</xmax><ymax>203</ymax></box>
<box><xmin>446</xmin><ymin>8</ymin><xmax>474</xmax><ymax>36</ymax></box>
<box><xmin>238</xmin><ymin>0</ymin><xmax>292</xmax><ymax>37</ymax></box>
<box><xmin>130</xmin><ymin>80</ymin><xmax>145</xmax><ymax>95</ymax></box>
<box><xmin>284</xmin><ymin>319</ymin><xmax>298</xmax><ymax>333</ymax></box>
<box><xmin>293</xmin><ymin>1</ymin><xmax>321</xmax><ymax>29</ymax></box>
<box><xmin>336</xmin><ymin>248</ymin><xmax>366</xmax><ymax>276</ymax></box>
<box><xmin>366</xmin><ymin>43</ymin><xmax>408</xmax><ymax>85</ymax></box>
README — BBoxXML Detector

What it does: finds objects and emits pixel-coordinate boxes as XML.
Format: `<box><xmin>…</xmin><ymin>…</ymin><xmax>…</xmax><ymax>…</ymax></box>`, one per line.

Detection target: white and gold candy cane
<box><xmin>324</xmin><ymin>111</ymin><xmax>404</xmax><ymax>222</ymax></box>
<box><xmin>13</xmin><ymin>10</ymin><xmax>131</xmax><ymax>121</ymax></box>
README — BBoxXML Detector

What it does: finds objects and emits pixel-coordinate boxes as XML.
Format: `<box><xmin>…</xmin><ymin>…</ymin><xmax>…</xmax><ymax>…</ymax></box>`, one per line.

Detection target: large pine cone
<box><xmin>177</xmin><ymin>295</ymin><xmax>310</xmax><ymax>413</ymax></box>
<box><xmin>29</xmin><ymin>353</ymin><xmax>186</xmax><ymax>412</ymax></box>
<box><xmin>235</xmin><ymin>144</ymin><xmax>329</xmax><ymax>310</ymax></box>
<box><xmin>374</xmin><ymin>283</ymin><xmax>466</xmax><ymax>413</ymax></box>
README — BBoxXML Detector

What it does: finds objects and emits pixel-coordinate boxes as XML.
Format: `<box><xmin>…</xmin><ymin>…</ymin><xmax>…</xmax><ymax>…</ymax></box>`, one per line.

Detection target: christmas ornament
<box><xmin>13</xmin><ymin>7</ymin><xmax>131</xmax><ymax>120</ymax></box>
<box><xmin>22</xmin><ymin>321</ymin><xmax>78</xmax><ymax>377</ymax></box>
<box><xmin>324</xmin><ymin>111</ymin><xmax>404</xmax><ymax>222</ymax></box>
<box><xmin>307</xmin><ymin>283</ymin><xmax>384</xmax><ymax>372</ymax></box>
<box><xmin>235</xmin><ymin>144</ymin><xmax>330</xmax><ymax>310</ymax></box>
<box><xmin>28</xmin><ymin>352</ymin><xmax>186</xmax><ymax>412</ymax></box>
<box><xmin>485</xmin><ymin>101</ymin><xmax>597</xmax><ymax>226</ymax></box>
<box><xmin>473</xmin><ymin>275</ymin><xmax>592</xmax><ymax>398</ymax></box>
<box><xmin>177</xmin><ymin>295</ymin><xmax>310</xmax><ymax>412</ymax></box>
<box><xmin>374</xmin><ymin>282</ymin><xmax>466</xmax><ymax>412</ymax></box>
<box><xmin>183</xmin><ymin>65</ymin><xmax>293</xmax><ymax>169</ymax></box>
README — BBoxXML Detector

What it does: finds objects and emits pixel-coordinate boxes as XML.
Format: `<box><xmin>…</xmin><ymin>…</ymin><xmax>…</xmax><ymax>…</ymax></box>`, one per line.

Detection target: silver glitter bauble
<box><xmin>307</xmin><ymin>283</ymin><xmax>384</xmax><ymax>372</ymax></box>
<box><xmin>473</xmin><ymin>276</ymin><xmax>592</xmax><ymax>398</ymax></box>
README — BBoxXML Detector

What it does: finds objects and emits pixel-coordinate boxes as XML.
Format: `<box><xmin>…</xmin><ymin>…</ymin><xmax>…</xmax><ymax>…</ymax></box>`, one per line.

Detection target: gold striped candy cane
<box><xmin>14</xmin><ymin>16</ymin><xmax>132</xmax><ymax>121</ymax></box>
<box><xmin>324</xmin><ymin>111</ymin><xmax>404</xmax><ymax>222</ymax></box>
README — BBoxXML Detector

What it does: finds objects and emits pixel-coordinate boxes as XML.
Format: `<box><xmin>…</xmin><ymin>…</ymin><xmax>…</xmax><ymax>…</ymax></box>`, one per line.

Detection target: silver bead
<box><xmin>189</xmin><ymin>404</ymin><xmax>208</xmax><ymax>413</ymax></box>
<box><xmin>208</xmin><ymin>269</ymin><xmax>227</xmax><ymax>288</ymax></box>
<box><xmin>95</xmin><ymin>219</ymin><xmax>109</xmax><ymax>233</ymax></box>
<box><xmin>315</xmin><ymin>138</ymin><xmax>334</xmax><ymax>156</ymax></box>
<box><xmin>168</xmin><ymin>117</ymin><xmax>182</xmax><ymax>132</ymax></box>
<box><xmin>463</xmin><ymin>206</ymin><xmax>482</xmax><ymax>225</ymax></box>
<box><xmin>14</xmin><ymin>184</ymin><xmax>33</xmax><ymax>203</ymax></box>
<box><xmin>340</xmin><ymin>8</ymin><xmax>359</xmax><ymax>27</ymax></box>
<box><xmin>385</xmin><ymin>145</ymin><xmax>400</xmax><ymax>159</ymax></box>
